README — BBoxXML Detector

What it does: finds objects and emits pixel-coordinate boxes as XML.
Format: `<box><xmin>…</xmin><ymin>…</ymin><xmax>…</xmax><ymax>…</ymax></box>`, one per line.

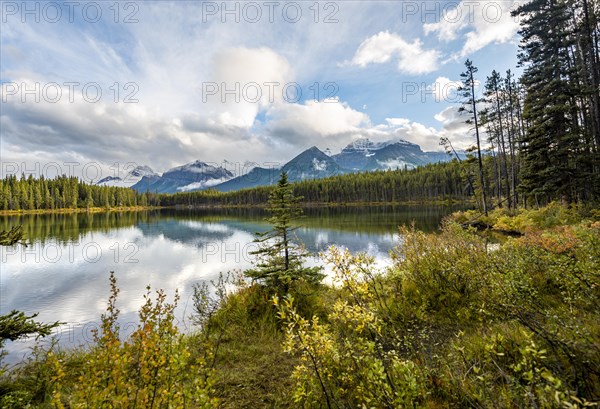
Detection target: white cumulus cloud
<box><xmin>348</xmin><ymin>31</ymin><xmax>440</xmax><ymax>74</ymax></box>
<box><xmin>424</xmin><ymin>0</ymin><xmax>521</xmax><ymax>58</ymax></box>
<box><xmin>205</xmin><ymin>47</ymin><xmax>294</xmax><ymax>128</ymax></box>
<box><xmin>266</xmin><ymin>99</ymin><xmax>369</xmax><ymax>145</ymax></box>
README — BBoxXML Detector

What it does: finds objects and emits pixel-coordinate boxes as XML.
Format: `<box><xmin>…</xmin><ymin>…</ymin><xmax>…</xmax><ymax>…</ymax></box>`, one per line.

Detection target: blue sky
<box><xmin>0</xmin><ymin>0</ymin><xmax>525</xmax><ymax>177</ymax></box>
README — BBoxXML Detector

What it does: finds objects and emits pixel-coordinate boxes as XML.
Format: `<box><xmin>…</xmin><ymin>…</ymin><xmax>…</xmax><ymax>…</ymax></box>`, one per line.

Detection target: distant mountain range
<box><xmin>97</xmin><ymin>138</ymin><xmax>462</xmax><ymax>193</ymax></box>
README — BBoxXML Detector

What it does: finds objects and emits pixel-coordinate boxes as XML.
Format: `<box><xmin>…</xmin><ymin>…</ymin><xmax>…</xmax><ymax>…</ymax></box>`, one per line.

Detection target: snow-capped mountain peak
<box><xmin>96</xmin><ymin>165</ymin><xmax>158</xmax><ymax>187</ymax></box>
<box><xmin>127</xmin><ymin>165</ymin><xmax>158</xmax><ymax>179</ymax></box>
<box><xmin>343</xmin><ymin>138</ymin><xmax>415</xmax><ymax>153</ymax></box>
<box><xmin>165</xmin><ymin>160</ymin><xmax>231</xmax><ymax>175</ymax></box>
<box><xmin>333</xmin><ymin>138</ymin><xmax>424</xmax><ymax>171</ymax></box>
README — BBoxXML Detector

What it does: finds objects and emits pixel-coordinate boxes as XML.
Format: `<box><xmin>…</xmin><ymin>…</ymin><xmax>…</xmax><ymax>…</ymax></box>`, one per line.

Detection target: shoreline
<box><xmin>0</xmin><ymin>199</ymin><xmax>473</xmax><ymax>216</ymax></box>
<box><xmin>0</xmin><ymin>206</ymin><xmax>163</xmax><ymax>216</ymax></box>
<box><xmin>173</xmin><ymin>199</ymin><xmax>472</xmax><ymax>209</ymax></box>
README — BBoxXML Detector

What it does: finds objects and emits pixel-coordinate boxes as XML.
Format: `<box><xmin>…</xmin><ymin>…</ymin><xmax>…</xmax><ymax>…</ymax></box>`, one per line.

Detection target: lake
<box><xmin>0</xmin><ymin>205</ymin><xmax>464</xmax><ymax>363</ymax></box>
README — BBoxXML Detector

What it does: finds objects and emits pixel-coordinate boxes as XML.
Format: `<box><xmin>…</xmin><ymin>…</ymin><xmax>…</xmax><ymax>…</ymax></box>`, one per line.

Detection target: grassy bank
<box><xmin>0</xmin><ymin>206</ymin><xmax>162</xmax><ymax>217</ymax></box>
<box><xmin>1</xmin><ymin>205</ymin><xmax>599</xmax><ymax>407</ymax></box>
<box><xmin>450</xmin><ymin>202</ymin><xmax>600</xmax><ymax>233</ymax></box>
<box><xmin>0</xmin><ymin>200</ymin><xmax>468</xmax><ymax>215</ymax></box>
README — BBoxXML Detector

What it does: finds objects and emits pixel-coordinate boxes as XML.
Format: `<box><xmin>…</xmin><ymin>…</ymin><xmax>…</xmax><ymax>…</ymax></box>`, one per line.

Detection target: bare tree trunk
<box><xmin>493</xmin><ymin>81</ymin><xmax>512</xmax><ymax>208</ymax></box>
<box><xmin>506</xmin><ymin>74</ymin><xmax>519</xmax><ymax>208</ymax></box>
<box><xmin>471</xmin><ymin>69</ymin><xmax>488</xmax><ymax>215</ymax></box>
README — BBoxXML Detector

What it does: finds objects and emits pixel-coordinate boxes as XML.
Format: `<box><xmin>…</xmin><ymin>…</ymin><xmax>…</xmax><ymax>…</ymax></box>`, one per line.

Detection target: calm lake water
<box><xmin>0</xmin><ymin>205</ymin><xmax>464</xmax><ymax>363</ymax></box>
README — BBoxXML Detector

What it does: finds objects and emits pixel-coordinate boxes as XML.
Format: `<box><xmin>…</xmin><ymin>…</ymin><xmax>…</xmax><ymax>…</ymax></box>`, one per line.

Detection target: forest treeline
<box><xmin>0</xmin><ymin>175</ymin><xmax>160</xmax><ymax>211</ymax></box>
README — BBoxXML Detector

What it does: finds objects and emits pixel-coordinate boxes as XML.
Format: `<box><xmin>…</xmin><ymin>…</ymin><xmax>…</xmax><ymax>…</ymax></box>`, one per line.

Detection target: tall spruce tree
<box><xmin>513</xmin><ymin>0</ymin><xmax>597</xmax><ymax>203</ymax></box>
<box><xmin>245</xmin><ymin>172</ymin><xmax>323</xmax><ymax>293</ymax></box>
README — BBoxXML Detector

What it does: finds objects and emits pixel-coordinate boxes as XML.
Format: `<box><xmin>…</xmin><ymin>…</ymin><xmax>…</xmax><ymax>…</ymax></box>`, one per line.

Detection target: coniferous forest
<box><xmin>0</xmin><ymin>175</ymin><xmax>158</xmax><ymax>211</ymax></box>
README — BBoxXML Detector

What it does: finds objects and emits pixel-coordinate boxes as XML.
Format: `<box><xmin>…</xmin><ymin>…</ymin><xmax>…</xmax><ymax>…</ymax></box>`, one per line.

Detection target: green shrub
<box><xmin>451</xmin><ymin>202</ymin><xmax>597</xmax><ymax>233</ymax></box>
<box><xmin>392</xmin><ymin>222</ymin><xmax>492</xmax><ymax>324</ymax></box>
<box><xmin>439</xmin><ymin>325</ymin><xmax>588</xmax><ymax>408</ymax></box>
<box><xmin>277</xmin><ymin>248</ymin><xmax>426</xmax><ymax>408</ymax></box>
<box><xmin>50</xmin><ymin>272</ymin><xmax>217</xmax><ymax>408</ymax></box>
